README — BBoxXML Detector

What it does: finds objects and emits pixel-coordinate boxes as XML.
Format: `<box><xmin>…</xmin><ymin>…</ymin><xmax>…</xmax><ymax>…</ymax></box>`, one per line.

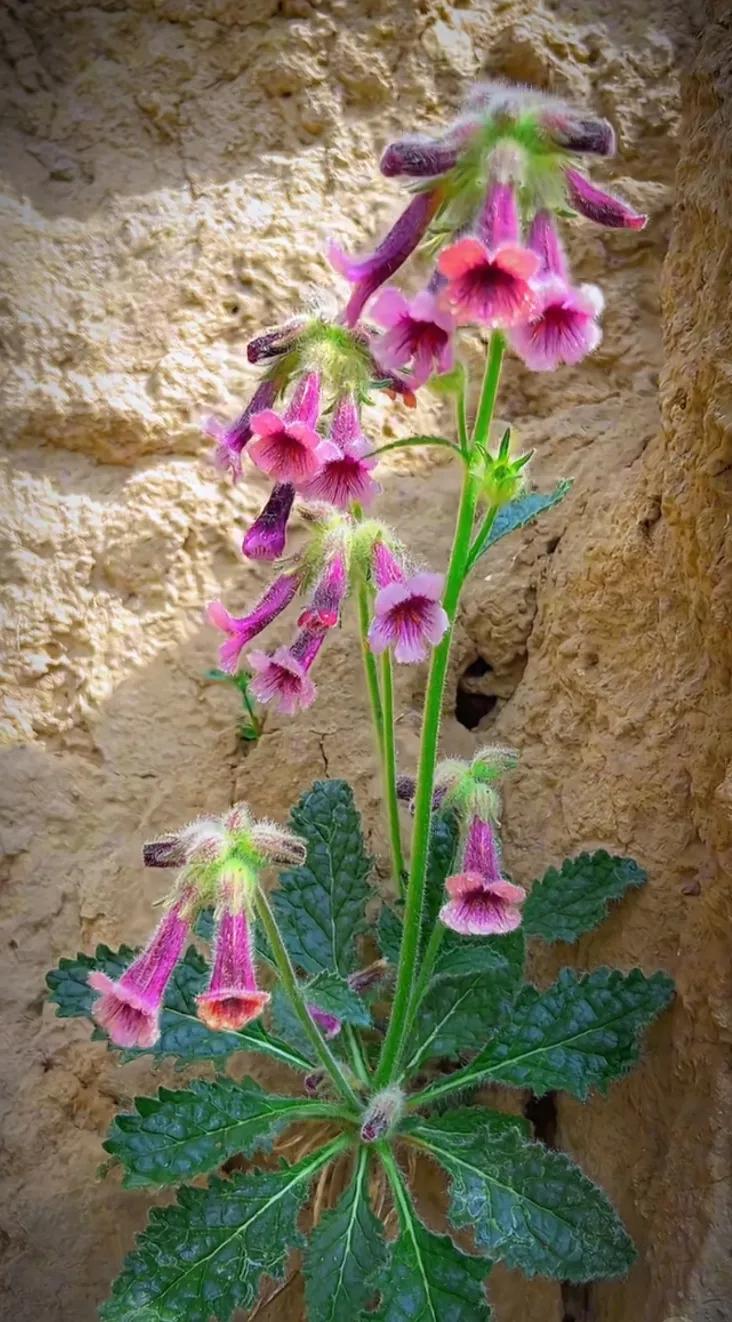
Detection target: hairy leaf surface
<box><xmin>475</xmin><ymin>481</ymin><xmax>572</xmax><ymax>561</ymax></box>
<box><xmin>372</xmin><ymin>1212</ymin><xmax>491</xmax><ymax>1321</ymax></box>
<box><xmin>303</xmin><ymin>1150</ymin><xmax>385</xmax><ymax>1322</ymax></box>
<box><xmin>272</xmin><ymin>780</ymin><xmax>372</xmax><ymax>976</ymax></box>
<box><xmin>523</xmin><ymin>851</ymin><xmax>646</xmax><ymax>943</ymax></box>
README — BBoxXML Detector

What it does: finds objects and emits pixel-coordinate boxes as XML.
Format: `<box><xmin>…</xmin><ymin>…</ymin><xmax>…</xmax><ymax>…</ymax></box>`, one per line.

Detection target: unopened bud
<box><xmin>348</xmin><ymin>958</ymin><xmax>389</xmax><ymax>996</ymax></box>
<box><xmin>541</xmin><ymin>112</ymin><xmax>615</xmax><ymax>157</ymax></box>
<box><xmin>249</xmin><ymin>822</ymin><xmax>308</xmax><ymax>868</ymax></box>
<box><xmin>360</xmin><ymin>1086</ymin><xmax>404</xmax><ymax>1143</ymax></box>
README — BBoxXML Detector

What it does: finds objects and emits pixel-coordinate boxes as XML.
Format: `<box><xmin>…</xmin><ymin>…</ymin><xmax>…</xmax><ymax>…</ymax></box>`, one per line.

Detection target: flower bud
<box><xmin>360</xmin><ymin>1086</ymin><xmax>404</xmax><ymax>1143</ymax></box>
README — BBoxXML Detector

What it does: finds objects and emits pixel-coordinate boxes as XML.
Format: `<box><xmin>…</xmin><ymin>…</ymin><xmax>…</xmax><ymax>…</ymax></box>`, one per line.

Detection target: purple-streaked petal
<box><xmin>285</xmin><ymin>371</ymin><xmax>322</xmax><ymax>428</ymax></box>
<box><xmin>477</xmin><ymin>182</ymin><xmax>519</xmax><ymax>250</ymax></box>
<box><xmin>370</xmin><ymin>286</ymin><xmax>412</xmax><ymax>328</ymax></box>
<box><xmin>404</xmin><ymin>571</ymin><xmax>444</xmax><ymax>603</ymax></box>
<box><xmin>242</xmin><ymin>483</ymin><xmax>295</xmax><ymax>561</ymax></box>
<box><xmin>372</xmin><ymin>541</ymin><xmax>405</xmax><ymax>590</ymax></box>
<box><xmin>541</xmin><ymin>113</ymin><xmax>616</xmax><ymax>156</ymax></box>
<box><xmin>330</xmin><ymin>188</ymin><xmax>443</xmax><ymax>328</ymax></box>
<box><xmin>527</xmin><ymin>210</ymin><xmax>568</xmax><ymax>280</ymax></box>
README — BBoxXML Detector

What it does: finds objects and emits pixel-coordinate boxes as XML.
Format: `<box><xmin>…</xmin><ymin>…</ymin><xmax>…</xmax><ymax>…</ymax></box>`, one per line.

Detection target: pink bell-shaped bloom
<box><xmin>371</xmin><ymin>287</ymin><xmax>455</xmax><ymax>388</ymax></box>
<box><xmin>564</xmin><ymin>167</ymin><xmax>647</xmax><ymax>230</ymax></box>
<box><xmin>308</xmin><ymin>1005</ymin><xmax>342</xmax><ymax>1038</ymax></box>
<box><xmin>438</xmin><ymin>182</ymin><xmax>540</xmax><ymax>328</ymax></box>
<box><xmin>205</xmin><ymin>378</ymin><xmax>279</xmax><ymax>481</ymax></box>
<box><xmin>248</xmin><ymin>373</ymin><xmax>337</xmax><ymax>487</ymax></box>
<box><xmin>207</xmin><ymin>572</ymin><xmax>300</xmax><ymax>673</ymax></box>
<box><xmin>242</xmin><ymin>482</ymin><xmax>295</xmax><ymax>561</ymax></box>
<box><xmin>248</xmin><ymin>628</ymin><xmax>325</xmax><ymax>715</ymax></box>
<box><xmin>196</xmin><ymin>901</ymin><xmax>270</xmax><ymax>1031</ymax></box>
<box><xmin>329</xmin><ymin>187</ymin><xmax>443</xmax><ymax>328</ymax></box>
<box><xmin>368</xmin><ymin>542</ymin><xmax>448</xmax><ymax>665</ymax></box>
<box><xmin>509</xmin><ymin>211</ymin><xmax>604</xmax><ymax>371</ymax></box>
<box><xmin>88</xmin><ymin>892</ymin><xmax>194</xmax><ymax>1048</ymax></box>
<box><xmin>439</xmin><ymin>818</ymin><xmax>526</xmax><ymax>936</ymax></box>
<box><xmin>300</xmin><ymin>395</ymin><xmax>379</xmax><ymax>509</ymax></box>
<box><xmin>298</xmin><ymin>552</ymin><xmax>348</xmax><ymax>632</ymax></box>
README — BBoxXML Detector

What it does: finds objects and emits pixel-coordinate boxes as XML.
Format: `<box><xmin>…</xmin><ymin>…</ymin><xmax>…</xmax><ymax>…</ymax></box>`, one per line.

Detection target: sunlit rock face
<box><xmin>1</xmin><ymin>2</ymin><xmax>729</xmax><ymax>1320</ymax></box>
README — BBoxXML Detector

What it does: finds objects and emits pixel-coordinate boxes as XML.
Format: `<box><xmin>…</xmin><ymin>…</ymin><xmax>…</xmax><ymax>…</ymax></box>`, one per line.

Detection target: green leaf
<box><xmin>434</xmin><ymin>927</ymin><xmax>525</xmax><ymax>981</ymax></box>
<box><xmin>303</xmin><ymin>1149</ymin><xmax>386</xmax><ymax>1322</ymax></box>
<box><xmin>378</xmin><ymin>904</ymin><xmax>403</xmax><ymax>965</ymax></box>
<box><xmin>46</xmin><ymin>945</ymin><xmax>311</xmax><ymax>1073</ymax></box>
<box><xmin>305</xmin><ymin>971</ymin><xmax>372</xmax><ymax>1028</ymax></box>
<box><xmin>372</xmin><ymin>1202</ymin><xmax>491</xmax><ymax>1321</ymax></box>
<box><xmin>434</xmin><ymin>968</ymin><xmax>673</xmax><ymax>1101</ymax></box>
<box><xmin>401</xmin><ymin>1105</ymin><xmax>530</xmax><ymax>1144</ymax></box>
<box><xmin>409</xmin><ymin>1115</ymin><xmax>636</xmax><ymax>1281</ymax></box>
<box><xmin>523</xmin><ymin>851</ymin><xmax>647</xmax><ymax>942</ymax></box>
<box><xmin>474</xmin><ymin>481</ymin><xmax>572</xmax><ymax>562</ymax></box>
<box><xmin>403</xmin><ymin>963</ymin><xmax>518</xmax><ymax>1075</ymax></box>
<box><xmin>101</xmin><ymin>1142</ymin><xmax>343</xmax><ymax>1322</ymax></box>
<box><xmin>104</xmin><ymin>1077</ymin><xmax>338</xmax><ymax>1188</ymax></box>
<box><xmin>272</xmin><ymin>780</ymin><xmax>372</xmax><ymax>977</ymax></box>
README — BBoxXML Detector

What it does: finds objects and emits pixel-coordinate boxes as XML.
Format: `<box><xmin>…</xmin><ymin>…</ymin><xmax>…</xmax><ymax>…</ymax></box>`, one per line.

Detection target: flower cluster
<box><xmin>89</xmin><ymin>805</ymin><xmax>305</xmax><ymax>1048</ymax></box>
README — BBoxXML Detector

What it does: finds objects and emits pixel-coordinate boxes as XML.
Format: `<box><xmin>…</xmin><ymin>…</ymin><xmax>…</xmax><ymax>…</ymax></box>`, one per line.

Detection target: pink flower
<box><xmin>300</xmin><ymin>395</ymin><xmax>379</xmax><ymax>509</ymax></box>
<box><xmin>248</xmin><ymin>373</ymin><xmax>337</xmax><ymax>487</ymax></box>
<box><xmin>438</xmin><ymin>182</ymin><xmax>540</xmax><ymax>328</ymax></box>
<box><xmin>242</xmin><ymin>482</ymin><xmax>295</xmax><ymax>561</ymax></box>
<box><xmin>368</xmin><ymin>542</ymin><xmax>448</xmax><ymax>664</ymax></box>
<box><xmin>329</xmin><ymin>186</ymin><xmax>443</xmax><ymax>328</ymax></box>
<box><xmin>196</xmin><ymin>902</ymin><xmax>270</xmax><ymax>1032</ymax></box>
<box><xmin>371</xmin><ymin>287</ymin><xmax>455</xmax><ymax>388</ymax></box>
<box><xmin>564</xmin><ymin>167</ymin><xmax>647</xmax><ymax>230</ymax></box>
<box><xmin>508</xmin><ymin>211</ymin><xmax>604</xmax><ymax>371</ymax></box>
<box><xmin>439</xmin><ymin>818</ymin><xmax>526</xmax><ymax>936</ymax></box>
<box><xmin>297</xmin><ymin>552</ymin><xmax>348</xmax><ymax>632</ymax></box>
<box><xmin>248</xmin><ymin>628</ymin><xmax>325</xmax><ymax>715</ymax></box>
<box><xmin>205</xmin><ymin>378</ymin><xmax>279</xmax><ymax>481</ymax></box>
<box><xmin>88</xmin><ymin>894</ymin><xmax>194</xmax><ymax>1048</ymax></box>
<box><xmin>207</xmin><ymin>573</ymin><xmax>300</xmax><ymax>673</ymax></box>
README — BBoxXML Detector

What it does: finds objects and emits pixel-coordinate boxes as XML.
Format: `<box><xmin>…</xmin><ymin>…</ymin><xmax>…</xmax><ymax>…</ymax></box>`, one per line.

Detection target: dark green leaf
<box><xmin>104</xmin><ymin>1077</ymin><xmax>336</xmax><ymax>1188</ymax></box>
<box><xmin>372</xmin><ymin>1208</ymin><xmax>491</xmax><ymax>1321</ymax></box>
<box><xmin>46</xmin><ymin>945</ymin><xmax>310</xmax><ymax>1072</ymax></box>
<box><xmin>473</xmin><ymin>481</ymin><xmax>572</xmax><ymax>563</ymax></box>
<box><xmin>378</xmin><ymin>813</ymin><xmax>459</xmax><ymax>967</ymax></box>
<box><xmin>403</xmin><ymin>963</ymin><xmax>518</xmax><ymax>1075</ymax></box>
<box><xmin>305</xmin><ymin>971</ymin><xmax>371</xmax><ymax>1028</ymax></box>
<box><xmin>401</xmin><ymin>1105</ymin><xmax>530</xmax><ymax>1144</ymax></box>
<box><xmin>435</xmin><ymin>968</ymin><xmax>673</xmax><ymax>1101</ymax></box>
<box><xmin>272</xmin><ymin>780</ymin><xmax>372</xmax><ymax>976</ymax></box>
<box><xmin>304</xmin><ymin>1150</ymin><xmax>386</xmax><ymax>1322</ymax></box>
<box><xmin>100</xmin><ymin>1143</ymin><xmax>341</xmax><ymax>1321</ymax></box>
<box><xmin>434</xmin><ymin>927</ymin><xmax>525</xmax><ymax>981</ymax></box>
<box><xmin>409</xmin><ymin>1115</ymin><xmax>635</xmax><ymax>1281</ymax></box>
<box><xmin>523</xmin><ymin>851</ymin><xmax>646</xmax><ymax>942</ymax></box>
<box><xmin>378</xmin><ymin>904</ymin><xmax>403</xmax><ymax>965</ymax></box>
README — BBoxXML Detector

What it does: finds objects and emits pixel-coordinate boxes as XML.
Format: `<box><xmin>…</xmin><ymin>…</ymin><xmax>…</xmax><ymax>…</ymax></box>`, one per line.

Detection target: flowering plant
<box><xmin>48</xmin><ymin>82</ymin><xmax>671</xmax><ymax>1321</ymax></box>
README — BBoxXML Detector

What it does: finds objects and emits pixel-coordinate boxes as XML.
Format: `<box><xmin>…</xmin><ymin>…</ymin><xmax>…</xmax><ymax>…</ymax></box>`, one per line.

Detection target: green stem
<box><xmin>376</xmin><ymin>1142</ymin><xmax>412</xmax><ymax>1225</ymax></box>
<box><xmin>374</xmin><ymin>333</ymin><xmax>505</xmax><ymax>1089</ymax></box>
<box><xmin>381</xmin><ymin>650</ymin><xmax>407</xmax><ymax>896</ymax></box>
<box><xmin>464</xmin><ymin>504</ymin><xmax>499</xmax><ymax>574</ymax></box>
<box><xmin>255</xmin><ymin>889</ymin><xmax>360</xmax><ymax>1109</ymax></box>
<box><xmin>357</xmin><ymin>579</ymin><xmax>384</xmax><ymax>759</ymax></box>
<box><xmin>457</xmin><ymin>377</ymin><xmax>469</xmax><ymax>457</ymax></box>
<box><xmin>401</xmin><ymin>919</ymin><xmax>446</xmax><ymax>1050</ymax></box>
<box><xmin>344</xmin><ymin>1024</ymin><xmax>370</xmax><ymax>1086</ymax></box>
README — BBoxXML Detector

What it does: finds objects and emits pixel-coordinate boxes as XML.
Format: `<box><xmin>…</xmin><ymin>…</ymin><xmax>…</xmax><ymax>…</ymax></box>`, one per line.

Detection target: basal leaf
<box><xmin>403</xmin><ymin>962</ymin><xmax>518</xmax><ymax>1075</ymax></box>
<box><xmin>422</xmin><ymin>812</ymin><xmax>460</xmax><ymax>933</ymax></box>
<box><xmin>523</xmin><ymin>851</ymin><xmax>646</xmax><ymax>942</ymax></box>
<box><xmin>434</xmin><ymin>927</ymin><xmax>525</xmax><ymax>981</ymax></box>
<box><xmin>104</xmin><ymin>1077</ymin><xmax>338</xmax><ymax>1188</ymax></box>
<box><xmin>303</xmin><ymin>1149</ymin><xmax>386</xmax><ymax>1322</ymax></box>
<box><xmin>101</xmin><ymin>1142</ymin><xmax>343</xmax><ymax>1322</ymax></box>
<box><xmin>372</xmin><ymin>1204</ymin><xmax>491</xmax><ymax>1321</ymax></box>
<box><xmin>440</xmin><ymin>967</ymin><xmax>674</xmax><ymax>1101</ymax></box>
<box><xmin>272</xmin><ymin>780</ymin><xmax>372</xmax><ymax>977</ymax></box>
<box><xmin>409</xmin><ymin>1115</ymin><xmax>635</xmax><ymax>1281</ymax></box>
<box><xmin>46</xmin><ymin>945</ymin><xmax>311</xmax><ymax>1073</ymax></box>
<box><xmin>401</xmin><ymin>1105</ymin><xmax>530</xmax><ymax>1144</ymax></box>
<box><xmin>475</xmin><ymin>481</ymin><xmax>572</xmax><ymax>562</ymax></box>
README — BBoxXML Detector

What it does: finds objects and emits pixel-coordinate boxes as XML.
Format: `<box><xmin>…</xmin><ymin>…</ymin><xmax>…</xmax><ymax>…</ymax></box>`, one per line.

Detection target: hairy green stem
<box><xmin>464</xmin><ymin>503</ymin><xmax>499</xmax><ymax>573</ymax></box>
<box><xmin>374</xmin><ymin>333</ymin><xmax>505</xmax><ymax>1088</ymax></box>
<box><xmin>381</xmin><ymin>650</ymin><xmax>407</xmax><ymax>895</ymax></box>
<box><xmin>255</xmin><ymin>889</ymin><xmax>360</xmax><ymax>1109</ymax></box>
<box><xmin>344</xmin><ymin>1024</ymin><xmax>370</xmax><ymax>1086</ymax></box>
<box><xmin>376</xmin><ymin>1142</ymin><xmax>412</xmax><ymax>1225</ymax></box>
<box><xmin>400</xmin><ymin>919</ymin><xmax>446</xmax><ymax>1053</ymax></box>
<box><xmin>357</xmin><ymin>579</ymin><xmax>385</xmax><ymax>759</ymax></box>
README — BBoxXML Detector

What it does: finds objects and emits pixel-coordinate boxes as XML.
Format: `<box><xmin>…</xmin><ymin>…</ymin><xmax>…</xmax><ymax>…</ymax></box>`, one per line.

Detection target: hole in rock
<box><xmin>546</xmin><ymin>535</ymin><xmax>560</xmax><ymax>554</ymax></box>
<box><xmin>455</xmin><ymin>657</ymin><xmax>498</xmax><ymax>730</ymax></box>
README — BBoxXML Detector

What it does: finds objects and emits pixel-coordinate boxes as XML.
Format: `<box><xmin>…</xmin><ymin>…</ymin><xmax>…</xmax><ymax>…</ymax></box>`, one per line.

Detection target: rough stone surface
<box><xmin>1</xmin><ymin>1</ymin><xmax>729</xmax><ymax>1320</ymax></box>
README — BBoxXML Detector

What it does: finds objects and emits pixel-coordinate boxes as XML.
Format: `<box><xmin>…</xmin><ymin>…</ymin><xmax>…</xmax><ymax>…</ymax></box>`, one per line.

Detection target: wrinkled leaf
<box><xmin>372</xmin><ymin>1203</ymin><xmax>491</xmax><ymax>1321</ymax></box>
<box><xmin>104</xmin><ymin>1077</ymin><xmax>336</xmax><ymax>1188</ymax></box>
<box><xmin>523</xmin><ymin>851</ymin><xmax>646</xmax><ymax>943</ymax></box>
<box><xmin>474</xmin><ymin>481</ymin><xmax>572</xmax><ymax>562</ymax></box>
<box><xmin>403</xmin><ymin>963</ymin><xmax>518</xmax><ymax>1075</ymax></box>
<box><xmin>303</xmin><ymin>1150</ymin><xmax>385</xmax><ymax>1322</ymax></box>
<box><xmin>409</xmin><ymin>1113</ymin><xmax>635</xmax><ymax>1281</ymax></box>
<box><xmin>272</xmin><ymin>780</ymin><xmax>372</xmax><ymax>977</ymax></box>
<box><xmin>305</xmin><ymin>970</ymin><xmax>372</xmax><ymax>1028</ymax></box>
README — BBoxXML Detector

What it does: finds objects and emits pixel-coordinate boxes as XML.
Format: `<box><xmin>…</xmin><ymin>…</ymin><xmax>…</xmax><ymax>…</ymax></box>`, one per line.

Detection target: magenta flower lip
<box><xmin>439</xmin><ymin>818</ymin><xmax>526</xmax><ymax>937</ymax></box>
<box><xmin>371</xmin><ymin>287</ymin><xmax>455</xmax><ymax>389</ymax></box>
<box><xmin>88</xmin><ymin>970</ymin><xmax>162</xmax><ymax>1049</ymax></box>
<box><xmin>248</xmin><ymin>410</ymin><xmax>338</xmax><ymax>486</ymax></box>
<box><xmin>369</xmin><ymin>570</ymin><xmax>448</xmax><ymax>665</ymax></box>
<box><xmin>196</xmin><ymin>987</ymin><xmax>271</xmax><ymax>1031</ymax></box>
<box><xmin>439</xmin><ymin>237</ymin><xmax>540</xmax><ymax>329</ymax></box>
<box><xmin>207</xmin><ymin>573</ymin><xmax>300</xmax><ymax>673</ymax></box>
<box><xmin>248</xmin><ymin>629</ymin><xmax>325</xmax><ymax>715</ymax></box>
<box><xmin>509</xmin><ymin>276</ymin><xmax>604</xmax><ymax>372</ymax></box>
<box><xmin>88</xmin><ymin>897</ymin><xmax>192</xmax><ymax>1049</ymax></box>
<box><xmin>301</xmin><ymin>395</ymin><xmax>379</xmax><ymax>509</ymax></box>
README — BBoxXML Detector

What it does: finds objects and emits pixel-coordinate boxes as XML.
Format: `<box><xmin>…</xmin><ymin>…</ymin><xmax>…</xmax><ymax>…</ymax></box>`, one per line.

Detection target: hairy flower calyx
<box><xmin>360</xmin><ymin>1086</ymin><xmax>405</xmax><ymax>1143</ymax></box>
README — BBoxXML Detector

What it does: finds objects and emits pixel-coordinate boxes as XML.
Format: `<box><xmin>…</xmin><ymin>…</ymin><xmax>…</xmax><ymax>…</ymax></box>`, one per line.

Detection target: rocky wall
<box><xmin>1</xmin><ymin>1</ymin><xmax>729</xmax><ymax>1319</ymax></box>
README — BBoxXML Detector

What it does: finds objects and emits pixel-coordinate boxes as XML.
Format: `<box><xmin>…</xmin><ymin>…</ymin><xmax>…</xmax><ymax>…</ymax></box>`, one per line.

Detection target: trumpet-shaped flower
<box><xmin>439</xmin><ymin>817</ymin><xmax>526</xmax><ymax>936</ymax></box>
<box><xmin>371</xmin><ymin>287</ymin><xmax>455</xmax><ymax>388</ymax></box>
<box><xmin>509</xmin><ymin>211</ymin><xmax>604</xmax><ymax>371</ymax></box>
<box><xmin>207</xmin><ymin>573</ymin><xmax>300</xmax><ymax>672</ymax></box>
<box><xmin>205</xmin><ymin>378</ymin><xmax>280</xmax><ymax>480</ymax></box>
<box><xmin>242</xmin><ymin>482</ymin><xmax>295</xmax><ymax>561</ymax></box>
<box><xmin>248</xmin><ymin>629</ymin><xmax>325</xmax><ymax>715</ymax></box>
<box><xmin>298</xmin><ymin>552</ymin><xmax>348</xmax><ymax>632</ymax></box>
<box><xmin>196</xmin><ymin>899</ymin><xmax>270</xmax><ymax>1031</ymax></box>
<box><xmin>89</xmin><ymin>891</ymin><xmax>195</xmax><ymax>1048</ymax></box>
<box><xmin>368</xmin><ymin>542</ymin><xmax>448</xmax><ymax>664</ymax></box>
<box><xmin>300</xmin><ymin>395</ymin><xmax>379</xmax><ymax>509</ymax></box>
<box><xmin>329</xmin><ymin>187</ymin><xmax>443</xmax><ymax>328</ymax></box>
<box><xmin>248</xmin><ymin>373</ymin><xmax>337</xmax><ymax>486</ymax></box>
<box><xmin>439</xmin><ymin>183</ymin><xmax>540</xmax><ymax>328</ymax></box>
